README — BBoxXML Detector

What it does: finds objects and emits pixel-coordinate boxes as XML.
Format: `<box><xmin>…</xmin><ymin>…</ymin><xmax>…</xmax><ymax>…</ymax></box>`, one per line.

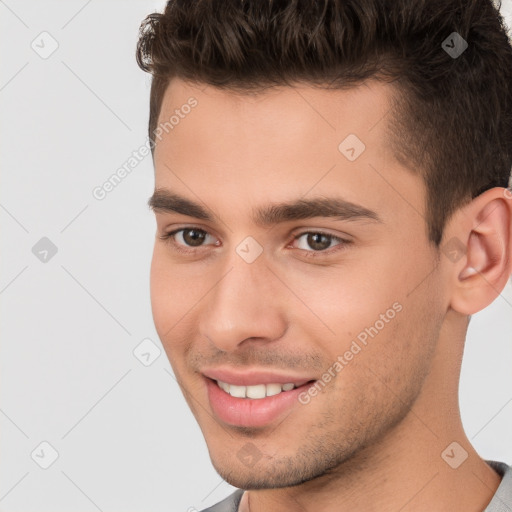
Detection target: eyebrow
<box><xmin>147</xmin><ymin>189</ymin><xmax>383</xmax><ymax>226</ymax></box>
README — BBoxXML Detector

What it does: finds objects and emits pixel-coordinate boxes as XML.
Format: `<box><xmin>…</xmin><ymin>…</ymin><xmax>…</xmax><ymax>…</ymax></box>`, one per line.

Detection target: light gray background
<box><xmin>1</xmin><ymin>1</ymin><xmax>511</xmax><ymax>511</ymax></box>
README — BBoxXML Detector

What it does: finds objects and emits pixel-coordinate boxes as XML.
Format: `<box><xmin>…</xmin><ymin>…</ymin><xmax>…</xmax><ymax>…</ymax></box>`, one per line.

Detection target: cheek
<box><xmin>283</xmin><ymin>258</ymin><xmax>405</xmax><ymax>343</ymax></box>
<box><xmin>338</xmin><ymin>274</ymin><xmax>442</xmax><ymax>395</ymax></box>
<box><xmin>294</xmin><ymin>250</ymin><xmax>437</xmax><ymax>369</ymax></box>
<box><xmin>149</xmin><ymin>246</ymin><xmax>217</xmax><ymax>360</ymax></box>
<box><xmin>318</xmin><ymin>299</ymin><xmax>439</xmax><ymax>435</ymax></box>
<box><xmin>149</xmin><ymin>248</ymin><xmax>169</xmax><ymax>328</ymax></box>
<box><xmin>149</xmin><ymin>247</ymin><xmax>191</xmax><ymax>346</ymax></box>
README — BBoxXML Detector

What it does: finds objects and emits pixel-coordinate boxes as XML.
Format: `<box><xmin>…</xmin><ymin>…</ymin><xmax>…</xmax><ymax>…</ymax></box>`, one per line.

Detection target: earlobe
<box><xmin>449</xmin><ymin>189</ymin><xmax>512</xmax><ymax>315</ymax></box>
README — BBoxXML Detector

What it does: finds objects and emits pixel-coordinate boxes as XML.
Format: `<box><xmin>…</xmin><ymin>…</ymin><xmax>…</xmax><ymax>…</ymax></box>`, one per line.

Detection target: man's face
<box><xmin>149</xmin><ymin>78</ymin><xmax>447</xmax><ymax>488</ymax></box>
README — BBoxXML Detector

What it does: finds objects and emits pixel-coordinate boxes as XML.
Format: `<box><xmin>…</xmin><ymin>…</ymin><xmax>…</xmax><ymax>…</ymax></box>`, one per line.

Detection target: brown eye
<box><xmin>294</xmin><ymin>232</ymin><xmax>342</xmax><ymax>252</ymax></box>
<box><xmin>181</xmin><ymin>228</ymin><xmax>207</xmax><ymax>247</ymax></box>
<box><xmin>305</xmin><ymin>233</ymin><xmax>332</xmax><ymax>251</ymax></box>
<box><xmin>291</xmin><ymin>231</ymin><xmax>352</xmax><ymax>259</ymax></box>
<box><xmin>159</xmin><ymin>227</ymin><xmax>216</xmax><ymax>253</ymax></box>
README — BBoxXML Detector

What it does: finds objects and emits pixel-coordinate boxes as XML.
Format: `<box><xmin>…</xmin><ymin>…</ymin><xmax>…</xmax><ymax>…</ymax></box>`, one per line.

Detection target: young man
<box><xmin>137</xmin><ymin>0</ymin><xmax>512</xmax><ymax>510</ymax></box>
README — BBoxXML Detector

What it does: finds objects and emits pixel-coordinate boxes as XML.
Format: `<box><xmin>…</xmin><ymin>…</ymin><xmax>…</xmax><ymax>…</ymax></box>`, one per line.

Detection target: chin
<box><xmin>213</xmin><ymin>465</ymin><xmax>305</xmax><ymax>490</ymax></box>
<box><xmin>208</xmin><ymin>448</ymin><xmax>337</xmax><ymax>491</ymax></box>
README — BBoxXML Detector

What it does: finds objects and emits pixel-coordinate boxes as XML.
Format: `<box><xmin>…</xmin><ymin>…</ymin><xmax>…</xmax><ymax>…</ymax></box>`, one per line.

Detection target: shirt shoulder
<box><xmin>483</xmin><ymin>459</ymin><xmax>512</xmax><ymax>512</ymax></box>
<box><xmin>199</xmin><ymin>489</ymin><xmax>245</xmax><ymax>512</ymax></box>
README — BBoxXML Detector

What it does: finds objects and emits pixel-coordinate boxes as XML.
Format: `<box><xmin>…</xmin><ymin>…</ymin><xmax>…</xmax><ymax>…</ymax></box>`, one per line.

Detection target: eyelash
<box><xmin>158</xmin><ymin>227</ymin><xmax>352</xmax><ymax>259</ymax></box>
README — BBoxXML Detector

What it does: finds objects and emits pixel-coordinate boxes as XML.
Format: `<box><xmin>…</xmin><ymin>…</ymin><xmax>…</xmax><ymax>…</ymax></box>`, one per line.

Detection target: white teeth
<box><xmin>265</xmin><ymin>383</ymin><xmax>282</xmax><ymax>397</ymax></box>
<box><xmin>229</xmin><ymin>385</ymin><xmax>246</xmax><ymax>398</ymax></box>
<box><xmin>218</xmin><ymin>381</ymin><xmax>230</xmax><ymax>393</ymax></box>
<box><xmin>216</xmin><ymin>380</ymin><xmax>299</xmax><ymax>399</ymax></box>
<box><xmin>246</xmin><ymin>384</ymin><xmax>266</xmax><ymax>399</ymax></box>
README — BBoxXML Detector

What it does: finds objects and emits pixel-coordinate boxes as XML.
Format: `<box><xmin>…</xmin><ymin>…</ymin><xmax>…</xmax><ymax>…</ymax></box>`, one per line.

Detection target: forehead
<box><xmin>152</xmin><ymin>78</ymin><xmax>424</xmax><ymax>230</ymax></box>
<box><xmin>155</xmin><ymin>78</ymin><xmax>395</xmax><ymax>157</ymax></box>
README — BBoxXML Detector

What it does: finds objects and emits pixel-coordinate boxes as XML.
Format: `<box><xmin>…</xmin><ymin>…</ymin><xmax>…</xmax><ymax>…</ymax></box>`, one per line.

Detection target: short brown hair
<box><xmin>136</xmin><ymin>0</ymin><xmax>512</xmax><ymax>246</ymax></box>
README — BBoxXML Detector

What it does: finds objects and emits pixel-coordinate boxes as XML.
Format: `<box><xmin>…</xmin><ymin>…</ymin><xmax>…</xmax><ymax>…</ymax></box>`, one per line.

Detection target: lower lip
<box><xmin>205</xmin><ymin>378</ymin><xmax>315</xmax><ymax>428</ymax></box>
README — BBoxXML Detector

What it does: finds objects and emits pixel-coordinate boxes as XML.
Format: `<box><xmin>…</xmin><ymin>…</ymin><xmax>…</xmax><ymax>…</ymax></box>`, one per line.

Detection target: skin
<box><xmin>149</xmin><ymin>77</ymin><xmax>512</xmax><ymax>512</ymax></box>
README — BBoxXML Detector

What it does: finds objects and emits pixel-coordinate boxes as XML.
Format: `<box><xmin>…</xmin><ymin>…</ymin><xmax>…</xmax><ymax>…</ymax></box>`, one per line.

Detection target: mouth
<box><xmin>203</xmin><ymin>375</ymin><xmax>317</xmax><ymax>428</ymax></box>
<box><xmin>214</xmin><ymin>379</ymin><xmax>309</xmax><ymax>399</ymax></box>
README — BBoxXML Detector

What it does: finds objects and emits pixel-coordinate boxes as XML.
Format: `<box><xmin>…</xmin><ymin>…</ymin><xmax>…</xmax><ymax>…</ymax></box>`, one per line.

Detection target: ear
<box><xmin>447</xmin><ymin>187</ymin><xmax>512</xmax><ymax>316</ymax></box>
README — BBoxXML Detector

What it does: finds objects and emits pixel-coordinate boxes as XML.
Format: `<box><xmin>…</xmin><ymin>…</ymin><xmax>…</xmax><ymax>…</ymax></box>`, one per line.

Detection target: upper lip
<box><xmin>202</xmin><ymin>367</ymin><xmax>316</xmax><ymax>387</ymax></box>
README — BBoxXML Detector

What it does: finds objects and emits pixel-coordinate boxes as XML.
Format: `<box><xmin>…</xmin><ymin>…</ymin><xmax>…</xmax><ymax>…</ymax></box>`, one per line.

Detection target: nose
<box><xmin>198</xmin><ymin>251</ymin><xmax>287</xmax><ymax>352</ymax></box>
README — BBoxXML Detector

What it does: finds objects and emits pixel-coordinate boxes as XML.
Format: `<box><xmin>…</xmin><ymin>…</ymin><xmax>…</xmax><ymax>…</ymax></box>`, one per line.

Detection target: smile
<box><xmin>215</xmin><ymin>380</ymin><xmax>301</xmax><ymax>399</ymax></box>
